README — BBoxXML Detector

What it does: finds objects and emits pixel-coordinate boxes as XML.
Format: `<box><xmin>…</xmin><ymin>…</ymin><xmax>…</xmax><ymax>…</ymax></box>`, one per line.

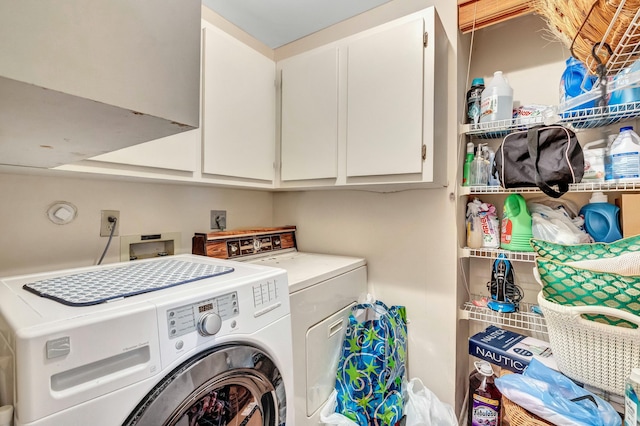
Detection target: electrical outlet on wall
<box><xmin>211</xmin><ymin>210</ymin><xmax>226</xmax><ymax>231</ymax></box>
<box><xmin>100</xmin><ymin>210</ymin><xmax>120</xmax><ymax>237</ymax></box>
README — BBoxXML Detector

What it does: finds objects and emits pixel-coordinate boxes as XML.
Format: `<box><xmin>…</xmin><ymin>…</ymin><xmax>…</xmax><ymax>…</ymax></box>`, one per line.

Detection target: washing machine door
<box><xmin>123</xmin><ymin>344</ymin><xmax>286</xmax><ymax>426</ymax></box>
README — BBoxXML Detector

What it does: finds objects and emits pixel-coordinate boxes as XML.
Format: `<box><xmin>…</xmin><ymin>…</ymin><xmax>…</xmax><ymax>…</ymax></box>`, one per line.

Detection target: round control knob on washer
<box><xmin>198</xmin><ymin>312</ymin><xmax>222</xmax><ymax>336</ymax></box>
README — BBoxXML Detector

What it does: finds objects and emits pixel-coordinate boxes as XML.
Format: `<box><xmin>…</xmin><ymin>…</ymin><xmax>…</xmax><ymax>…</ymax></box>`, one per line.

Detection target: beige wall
<box><xmin>273</xmin><ymin>188</ymin><xmax>460</xmax><ymax>404</ymax></box>
<box><xmin>0</xmin><ymin>172</ymin><xmax>274</xmax><ymax>276</ymax></box>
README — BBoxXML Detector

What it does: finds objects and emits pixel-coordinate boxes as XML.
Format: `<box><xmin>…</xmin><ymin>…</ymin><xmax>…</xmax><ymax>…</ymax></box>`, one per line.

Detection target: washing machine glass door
<box><xmin>123</xmin><ymin>344</ymin><xmax>286</xmax><ymax>426</ymax></box>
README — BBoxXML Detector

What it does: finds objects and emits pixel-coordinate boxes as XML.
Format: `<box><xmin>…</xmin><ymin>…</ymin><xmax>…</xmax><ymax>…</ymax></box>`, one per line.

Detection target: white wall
<box><xmin>0</xmin><ymin>172</ymin><xmax>274</xmax><ymax>276</ymax></box>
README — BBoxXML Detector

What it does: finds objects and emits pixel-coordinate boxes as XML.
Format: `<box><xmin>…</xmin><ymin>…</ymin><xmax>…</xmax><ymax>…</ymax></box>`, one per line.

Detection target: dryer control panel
<box><xmin>166</xmin><ymin>291</ymin><xmax>238</xmax><ymax>339</ymax></box>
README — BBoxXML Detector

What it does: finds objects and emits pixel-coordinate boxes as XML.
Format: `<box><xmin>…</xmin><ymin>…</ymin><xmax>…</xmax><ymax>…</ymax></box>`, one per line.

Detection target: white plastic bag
<box><xmin>528</xmin><ymin>202</ymin><xmax>591</xmax><ymax>245</ymax></box>
<box><xmin>319</xmin><ymin>389</ymin><xmax>358</xmax><ymax>426</ymax></box>
<box><xmin>404</xmin><ymin>378</ymin><xmax>457</xmax><ymax>426</ymax></box>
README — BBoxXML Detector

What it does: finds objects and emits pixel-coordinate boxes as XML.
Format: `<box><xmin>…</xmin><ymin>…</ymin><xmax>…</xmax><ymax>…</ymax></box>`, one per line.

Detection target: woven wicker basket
<box><xmin>537</xmin><ymin>291</ymin><xmax>640</xmax><ymax>396</ymax></box>
<box><xmin>534</xmin><ymin>0</ymin><xmax>640</xmax><ymax>74</ymax></box>
<box><xmin>499</xmin><ymin>370</ymin><xmax>553</xmax><ymax>425</ymax></box>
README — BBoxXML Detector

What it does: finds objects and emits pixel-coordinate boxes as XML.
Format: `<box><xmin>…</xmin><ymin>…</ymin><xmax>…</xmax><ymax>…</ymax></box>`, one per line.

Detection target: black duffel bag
<box><xmin>493</xmin><ymin>125</ymin><xmax>584</xmax><ymax>198</ymax></box>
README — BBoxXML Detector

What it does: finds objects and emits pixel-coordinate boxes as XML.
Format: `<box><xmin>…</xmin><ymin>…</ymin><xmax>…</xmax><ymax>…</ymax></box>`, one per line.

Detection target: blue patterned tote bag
<box><xmin>334</xmin><ymin>300</ymin><xmax>408</xmax><ymax>425</ymax></box>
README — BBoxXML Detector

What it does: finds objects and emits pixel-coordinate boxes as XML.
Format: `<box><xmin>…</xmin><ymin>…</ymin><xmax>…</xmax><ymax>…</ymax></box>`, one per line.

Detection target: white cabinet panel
<box><xmin>202</xmin><ymin>23</ymin><xmax>276</xmax><ymax>182</ymax></box>
<box><xmin>346</xmin><ymin>18</ymin><xmax>425</xmax><ymax>178</ymax></box>
<box><xmin>0</xmin><ymin>0</ymin><xmax>200</xmax><ymax>168</ymax></box>
<box><xmin>281</xmin><ymin>48</ymin><xmax>339</xmax><ymax>181</ymax></box>
<box><xmin>88</xmin><ymin>130</ymin><xmax>199</xmax><ymax>172</ymax></box>
<box><xmin>277</xmin><ymin>7</ymin><xmax>446</xmax><ymax>190</ymax></box>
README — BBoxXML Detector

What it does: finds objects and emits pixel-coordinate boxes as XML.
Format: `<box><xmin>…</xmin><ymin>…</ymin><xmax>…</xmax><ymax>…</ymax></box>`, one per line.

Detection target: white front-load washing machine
<box><xmin>192</xmin><ymin>227</ymin><xmax>368</xmax><ymax>426</ymax></box>
<box><xmin>0</xmin><ymin>254</ymin><xmax>294</xmax><ymax>426</ymax></box>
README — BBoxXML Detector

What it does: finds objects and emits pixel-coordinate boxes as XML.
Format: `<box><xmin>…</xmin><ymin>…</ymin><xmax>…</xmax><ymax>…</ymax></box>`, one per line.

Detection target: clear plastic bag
<box><xmin>528</xmin><ymin>202</ymin><xmax>591</xmax><ymax>245</ymax></box>
<box><xmin>404</xmin><ymin>378</ymin><xmax>457</xmax><ymax>426</ymax></box>
<box><xmin>495</xmin><ymin>359</ymin><xmax>621</xmax><ymax>426</ymax></box>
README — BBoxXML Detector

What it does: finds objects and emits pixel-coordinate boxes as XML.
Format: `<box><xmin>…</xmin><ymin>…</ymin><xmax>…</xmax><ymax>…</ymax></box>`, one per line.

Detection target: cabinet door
<box><xmin>346</xmin><ymin>18</ymin><xmax>425</xmax><ymax>178</ymax></box>
<box><xmin>88</xmin><ymin>130</ymin><xmax>199</xmax><ymax>172</ymax></box>
<box><xmin>202</xmin><ymin>23</ymin><xmax>276</xmax><ymax>182</ymax></box>
<box><xmin>280</xmin><ymin>48</ymin><xmax>339</xmax><ymax>181</ymax></box>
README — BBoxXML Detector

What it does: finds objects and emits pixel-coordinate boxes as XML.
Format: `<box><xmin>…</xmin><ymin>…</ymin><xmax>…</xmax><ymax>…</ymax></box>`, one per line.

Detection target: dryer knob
<box><xmin>198</xmin><ymin>313</ymin><xmax>222</xmax><ymax>336</ymax></box>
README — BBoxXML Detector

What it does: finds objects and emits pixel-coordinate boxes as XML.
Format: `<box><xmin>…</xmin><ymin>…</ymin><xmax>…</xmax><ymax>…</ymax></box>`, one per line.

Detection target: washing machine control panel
<box><xmin>166</xmin><ymin>291</ymin><xmax>239</xmax><ymax>339</ymax></box>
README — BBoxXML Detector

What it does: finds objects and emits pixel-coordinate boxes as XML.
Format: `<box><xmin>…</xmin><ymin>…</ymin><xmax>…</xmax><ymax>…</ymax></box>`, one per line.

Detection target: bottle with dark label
<box><xmin>467</xmin><ymin>361</ymin><xmax>501</xmax><ymax>426</ymax></box>
<box><xmin>466</xmin><ymin>78</ymin><xmax>485</xmax><ymax>124</ymax></box>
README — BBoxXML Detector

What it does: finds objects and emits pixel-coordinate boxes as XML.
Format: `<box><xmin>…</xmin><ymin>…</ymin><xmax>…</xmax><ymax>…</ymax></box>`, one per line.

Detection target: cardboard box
<box><xmin>469</xmin><ymin>325</ymin><xmax>558</xmax><ymax>374</ymax></box>
<box><xmin>616</xmin><ymin>193</ymin><xmax>640</xmax><ymax>238</ymax></box>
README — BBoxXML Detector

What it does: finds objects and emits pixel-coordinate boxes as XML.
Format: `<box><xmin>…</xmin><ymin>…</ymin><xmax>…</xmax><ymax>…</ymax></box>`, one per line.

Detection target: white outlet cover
<box><xmin>47</xmin><ymin>201</ymin><xmax>77</xmax><ymax>225</ymax></box>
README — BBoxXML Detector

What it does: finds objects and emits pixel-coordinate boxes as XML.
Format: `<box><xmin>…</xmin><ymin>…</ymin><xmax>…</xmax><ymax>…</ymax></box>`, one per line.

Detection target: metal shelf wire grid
<box><xmin>460</xmin><ymin>102</ymin><xmax>640</xmax><ymax>139</ymax></box>
<box><xmin>461</xmin><ymin>180</ymin><xmax>640</xmax><ymax>195</ymax></box>
<box><xmin>460</xmin><ymin>298</ymin><xmax>548</xmax><ymax>335</ymax></box>
<box><xmin>460</xmin><ymin>2</ymin><xmax>640</xmax><ymax>139</ymax></box>
<box><xmin>585</xmin><ymin>4</ymin><xmax>640</xmax><ymax>77</ymax></box>
<box><xmin>463</xmin><ymin>247</ymin><xmax>537</xmax><ymax>263</ymax></box>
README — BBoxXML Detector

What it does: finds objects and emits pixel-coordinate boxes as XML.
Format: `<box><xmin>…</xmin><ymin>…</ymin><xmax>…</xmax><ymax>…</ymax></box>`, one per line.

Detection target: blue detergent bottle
<box><xmin>609</xmin><ymin>60</ymin><xmax>640</xmax><ymax>106</ymax></box>
<box><xmin>560</xmin><ymin>57</ymin><xmax>597</xmax><ymax>110</ymax></box>
<box><xmin>579</xmin><ymin>192</ymin><xmax>622</xmax><ymax>243</ymax></box>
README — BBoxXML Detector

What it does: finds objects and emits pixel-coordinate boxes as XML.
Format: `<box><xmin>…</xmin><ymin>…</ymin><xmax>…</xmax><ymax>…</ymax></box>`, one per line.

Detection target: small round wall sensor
<box><xmin>47</xmin><ymin>201</ymin><xmax>78</xmax><ymax>225</ymax></box>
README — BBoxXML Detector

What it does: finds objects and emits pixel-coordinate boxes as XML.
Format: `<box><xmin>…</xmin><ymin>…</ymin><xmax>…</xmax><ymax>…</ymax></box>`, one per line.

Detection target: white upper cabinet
<box><xmin>346</xmin><ymin>18</ymin><xmax>425</xmax><ymax>178</ymax></box>
<box><xmin>0</xmin><ymin>0</ymin><xmax>201</xmax><ymax>169</ymax></box>
<box><xmin>57</xmin><ymin>19</ymin><xmax>276</xmax><ymax>189</ymax></box>
<box><xmin>277</xmin><ymin>7</ymin><xmax>447</xmax><ymax>190</ymax></box>
<box><xmin>202</xmin><ymin>22</ymin><xmax>276</xmax><ymax>183</ymax></box>
<box><xmin>87</xmin><ymin>130</ymin><xmax>199</xmax><ymax>173</ymax></box>
<box><xmin>280</xmin><ymin>48</ymin><xmax>339</xmax><ymax>181</ymax></box>
<box><xmin>53</xmin><ymin>7</ymin><xmax>446</xmax><ymax>192</ymax></box>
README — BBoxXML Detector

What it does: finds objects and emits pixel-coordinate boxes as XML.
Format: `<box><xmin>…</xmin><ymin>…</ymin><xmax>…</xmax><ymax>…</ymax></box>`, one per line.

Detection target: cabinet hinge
<box><xmin>421</xmin><ymin>144</ymin><xmax>427</xmax><ymax>160</ymax></box>
<box><xmin>423</xmin><ymin>32</ymin><xmax>428</xmax><ymax>48</ymax></box>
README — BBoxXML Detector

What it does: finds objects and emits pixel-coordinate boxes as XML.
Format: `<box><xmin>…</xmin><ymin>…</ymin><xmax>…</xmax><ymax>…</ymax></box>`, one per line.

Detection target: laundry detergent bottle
<box><xmin>467</xmin><ymin>361</ymin><xmax>501</xmax><ymax>426</ymax></box>
<box><xmin>579</xmin><ymin>192</ymin><xmax>622</xmax><ymax>243</ymax></box>
<box><xmin>560</xmin><ymin>56</ymin><xmax>597</xmax><ymax>110</ymax></box>
<box><xmin>466</xmin><ymin>78</ymin><xmax>485</xmax><ymax>124</ymax></box>
<box><xmin>500</xmin><ymin>193</ymin><xmax>534</xmax><ymax>251</ymax></box>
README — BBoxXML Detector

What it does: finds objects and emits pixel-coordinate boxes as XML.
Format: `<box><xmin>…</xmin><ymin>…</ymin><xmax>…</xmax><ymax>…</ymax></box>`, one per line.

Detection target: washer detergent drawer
<box><xmin>15</xmin><ymin>303</ymin><xmax>160</xmax><ymax>425</ymax></box>
<box><xmin>305</xmin><ymin>303</ymin><xmax>354</xmax><ymax>416</ymax></box>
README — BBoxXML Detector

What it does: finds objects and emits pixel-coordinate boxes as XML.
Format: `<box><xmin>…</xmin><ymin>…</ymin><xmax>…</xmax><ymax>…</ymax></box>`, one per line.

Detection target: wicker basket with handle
<box><xmin>537</xmin><ymin>291</ymin><xmax>640</xmax><ymax>396</ymax></box>
<box><xmin>534</xmin><ymin>0</ymin><xmax>640</xmax><ymax>75</ymax></box>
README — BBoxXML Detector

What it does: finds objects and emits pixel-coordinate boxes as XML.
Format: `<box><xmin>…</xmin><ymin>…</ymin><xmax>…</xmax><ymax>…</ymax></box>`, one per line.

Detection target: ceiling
<box><xmin>201</xmin><ymin>0</ymin><xmax>391</xmax><ymax>48</ymax></box>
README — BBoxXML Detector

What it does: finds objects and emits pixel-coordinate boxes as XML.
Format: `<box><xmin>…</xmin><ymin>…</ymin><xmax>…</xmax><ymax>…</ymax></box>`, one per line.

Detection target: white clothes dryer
<box><xmin>0</xmin><ymin>254</ymin><xmax>294</xmax><ymax>426</ymax></box>
<box><xmin>193</xmin><ymin>227</ymin><xmax>367</xmax><ymax>426</ymax></box>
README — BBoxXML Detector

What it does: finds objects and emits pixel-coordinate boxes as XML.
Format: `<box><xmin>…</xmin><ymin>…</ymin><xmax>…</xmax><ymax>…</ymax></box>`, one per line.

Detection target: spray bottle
<box><xmin>470</xmin><ymin>144</ymin><xmax>488</xmax><ymax>186</ymax></box>
<box><xmin>463</xmin><ymin>142</ymin><xmax>474</xmax><ymax>186</ymax></box>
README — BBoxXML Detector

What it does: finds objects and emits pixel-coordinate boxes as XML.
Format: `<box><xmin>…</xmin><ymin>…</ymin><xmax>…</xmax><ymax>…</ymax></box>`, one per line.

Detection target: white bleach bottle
<box><xmin>480</xmin><ymin>71</ymin><xmax>513</xmax><ymax>123</ymax></box>
<box><xmin>609</xmin><ymin>126</ymin><xmax>640</xmax><ymax>183</ymax></box>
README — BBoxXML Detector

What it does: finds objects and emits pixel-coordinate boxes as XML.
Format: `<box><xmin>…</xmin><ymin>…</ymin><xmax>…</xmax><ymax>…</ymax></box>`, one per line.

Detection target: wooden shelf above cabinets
<box><xmin>458</xmin><ymin>0</ymin><xmax>534</xmax><ymax>33</ymax></box>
